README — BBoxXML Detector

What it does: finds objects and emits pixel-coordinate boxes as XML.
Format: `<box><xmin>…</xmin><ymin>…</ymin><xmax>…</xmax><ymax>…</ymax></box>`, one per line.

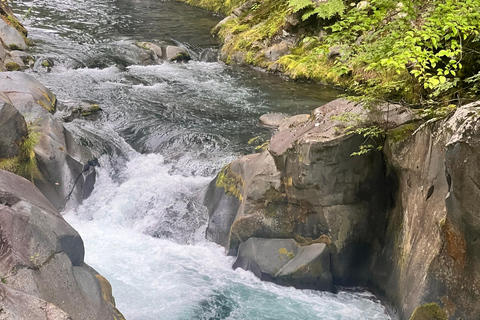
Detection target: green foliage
<box><xmin>289</xmin><ymin>0</ymin><xmax>345</xmax><ymax>20</ymax></box>
<box><xmin>279</xmin><ymin>0</ymin><xmax>480</xmax><ymax>108</ymax></box>
<box><xmin>5</xmin><ymin>61</ymin><xmax>20</xmax><ymax>71</ymax></box>
<box><xmin>409</xmin><ymin>303</ymin><xmax>448</xmax><ymax>320</ymax></box>
<box><xmin>177</xmin><ymin>0</ymin><xmax>247</xmax><ymax>15</ymax></box>
<box><xmin>331</xmin><ymin>112</ymin><xmax>385</xmax><ymax>156</ymax></box>
<box><xmin>0</xmin><ymin>123</ymin><xmax>41</xmax><ymax>182</ymax></box>
<box><xmin>215</xmin><ymin>164</ymin><xmax>244</xmax><ymax>201</ymax></box>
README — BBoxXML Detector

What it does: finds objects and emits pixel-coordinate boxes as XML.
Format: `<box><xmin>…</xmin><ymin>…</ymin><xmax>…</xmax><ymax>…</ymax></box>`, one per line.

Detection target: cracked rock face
<box><xmin>0</xmin><ymin>169</ymin><xmax>123</xmax><ymax>320</ymax></box>
<box><xmin>373</xmin><ymin>101</ymin><xmax>480</xmax><ymax>320</ymax></box>
<box><xmin>0</xmin><ymin>72</ymin><xmax>96</xmax><ymax>210</ymax></box>
<box><xmin>204</xmin><ymin>98</ymin><xmax>480</xmax><ymax>318</ymax></box>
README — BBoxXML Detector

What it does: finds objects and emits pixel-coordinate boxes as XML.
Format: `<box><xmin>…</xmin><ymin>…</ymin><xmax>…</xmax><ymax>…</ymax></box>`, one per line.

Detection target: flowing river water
<box><xmin>12</xmin><ymin>0</ymin><xmax>391</xmax><ymax>319</ymax></box>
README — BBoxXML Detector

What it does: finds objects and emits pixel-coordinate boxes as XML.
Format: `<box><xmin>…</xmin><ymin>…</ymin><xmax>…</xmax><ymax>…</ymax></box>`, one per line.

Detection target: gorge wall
<box><xmin>204</xmin><ymin>98</ymin><xmax>480</xmax><ymax>320</ymax></box>
<box><xmin>0</xmin><ymin>4</ymin><xmax>125</xmax><ymax>319</ymax></box>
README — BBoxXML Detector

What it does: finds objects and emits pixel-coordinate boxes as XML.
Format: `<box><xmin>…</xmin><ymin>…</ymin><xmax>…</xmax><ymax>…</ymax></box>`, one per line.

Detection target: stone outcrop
<box><xmin>136</xmin><ymin>42</ymin><xmax>191</xmax><ymax>62</ymax></box>
<box><xmin>233</xmin><ymin>237</ymin><xmax>332</xmax><ymax>290</ymax></box>
<box><xmin>370</xmin><ymin>102</ymin><xmax>480</xmax><ymax>320</ymax></box>
<box><xmin>0</xmin><ymin>100</ymin><xmax>27</xmax><ymax>158</ymax></box>
<box><xmin>0</xmin><ymin>72</ymin><xmax>96</xmax><ymax>210</ymax></box>
<box><xmin>204</xmin><ymin>98</ymin><xmax>480</xmax><ymax>319</ymax></box>
<box><xmin>0</xmin><ymin>169</ymin><xmax>125</xmax><ymax>320</ymax></box>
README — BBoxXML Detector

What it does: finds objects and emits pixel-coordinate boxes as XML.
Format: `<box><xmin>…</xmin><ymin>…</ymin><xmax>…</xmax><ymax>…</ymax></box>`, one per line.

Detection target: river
<box><xmin>11</xmin><ymin>0</ymin><xmax>390</xmax><ymax>319</ymax></box>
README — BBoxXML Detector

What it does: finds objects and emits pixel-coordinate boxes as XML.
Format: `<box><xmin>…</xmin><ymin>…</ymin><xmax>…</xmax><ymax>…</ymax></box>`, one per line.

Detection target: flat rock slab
<box><xmin>259</xmin><ymin>113</ymin><xmax>287</xmax><ymax>128</ymax></box>
<box><xmin>233</xmin><ymin>237</ymin><xmax>332</xmax><ymax>290</ymax></box>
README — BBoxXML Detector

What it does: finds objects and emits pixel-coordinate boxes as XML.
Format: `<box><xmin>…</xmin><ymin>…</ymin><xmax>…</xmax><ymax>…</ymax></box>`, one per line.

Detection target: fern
<box><xmin>289</xmin><ymin>0</ymin><xmax>345</xmax><ymax>20</ymax></box>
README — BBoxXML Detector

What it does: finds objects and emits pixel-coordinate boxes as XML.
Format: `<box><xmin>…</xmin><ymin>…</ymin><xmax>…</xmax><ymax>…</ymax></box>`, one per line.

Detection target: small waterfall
<box><xmin>12</xmin><ymin>0</ymin><xmax>390</xmax><ymax>318</ymax></box>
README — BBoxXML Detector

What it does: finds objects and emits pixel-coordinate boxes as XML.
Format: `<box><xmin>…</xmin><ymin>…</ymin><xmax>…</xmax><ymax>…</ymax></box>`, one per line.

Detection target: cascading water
<box><xmin>12</xmin><ymin>0</ymin><xmax>391</xmax><ymax>318</ymax></box>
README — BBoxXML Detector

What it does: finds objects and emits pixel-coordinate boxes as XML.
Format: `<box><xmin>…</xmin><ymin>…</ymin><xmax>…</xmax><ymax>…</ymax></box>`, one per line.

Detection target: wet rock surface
<box><xmin>204</xmin><ymin>98</ymin><xmax>480</xmax><ymax>319</ymax></box>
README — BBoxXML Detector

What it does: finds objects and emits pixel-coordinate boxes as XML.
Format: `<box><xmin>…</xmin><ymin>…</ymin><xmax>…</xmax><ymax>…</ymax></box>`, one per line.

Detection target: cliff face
<box><xmin>372</xmin><ymin>103</ymin><xmax>480</xmax><ymax>320</ymax></box>
<box><xmin>204</xmin><ymin>99</ymin><xmax>480</xmax><ymax>320</ymax></box>
<box><xmin>0</xmin><ymin>169</ymin><xmax>125</xmax><ymax>320</ymax></box>
<box><xmin>0</xmin><ymin>5</ymin><xmax>125</xmax><ymax>320</ymax></box>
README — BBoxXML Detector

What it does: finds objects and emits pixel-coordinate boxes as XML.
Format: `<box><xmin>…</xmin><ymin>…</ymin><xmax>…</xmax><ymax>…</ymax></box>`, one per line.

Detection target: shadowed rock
<box><xmin>233</xmin><ymin>237</ymin><xmax>332</xmax><ymax>290</ymax></box>
<box><xmin>0</xmin><ymin>100</ymin><xmax>27</xmax><ymax>158</ymax></box>
<box><xmin>0</xmin><ymin>169</ymin><xmax>124</xmax><ymax>320</ymax></box>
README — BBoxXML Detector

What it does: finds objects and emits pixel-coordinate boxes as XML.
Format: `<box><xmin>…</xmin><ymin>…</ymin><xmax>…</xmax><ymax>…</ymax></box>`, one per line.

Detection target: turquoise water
<box><xmin>12</xmin><ymin>0</ymin><xmax>390</xmax><ymax>318</ymax></box>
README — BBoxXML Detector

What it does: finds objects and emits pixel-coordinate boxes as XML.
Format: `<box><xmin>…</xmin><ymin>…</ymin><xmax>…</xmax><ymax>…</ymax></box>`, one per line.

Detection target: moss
<box><xmin>41</xmin><ymin>60</ymin><xmax>50</xmax><ymax>67</ymax></box>
<box><xmin>217</xmin><ymin>0</ymin><xmax>290</xmax><ymax>64</ymax></box>
<box><xmin>387</xmin><ymin>123</ymin><xmax>419</xmax><ymax>143</ymax></box>
<box><xmin>278</xmin><ymin>247</ymin><xmax>295</xmax><ymax>260</ymax></box>
<box><xmin>294</xmin><ymin>234</ymin><xmax>331</xmax><ymax>246</ymax></box>
<box><xmin>5</xmin><ymin>61</ymin><xmax>20</xmax><ymax>71</ymax></box>
<box><xmin>80</xmin><ymin>104</ymin><xmax>101</xmax><ymax>116</ymax></box>
<box><xmin>215</xmin><ymin>164</ymin><xmax>244</xmax><ymax>201</ymax></box>
<box><xmin>0</xmin><ymin>125</ymin><xmax>41</xmax><ymax>182</ymax></box>
<box><xmin>178</xmin><ymin>0</ymin><xmax>247</xmax><ymax>15</ymax></box>
<box><xmin>409</xmin><ymin>303</ymin><xmax>448</xmax><ymax>320</ymax></box>
<box><xmin>36</xmin><ymin>92</ymin><xmax>56</xmax><ymax>113</ymax></box>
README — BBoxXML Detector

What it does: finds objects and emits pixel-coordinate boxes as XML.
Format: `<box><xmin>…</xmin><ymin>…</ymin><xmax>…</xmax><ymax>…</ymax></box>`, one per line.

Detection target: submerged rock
<box><xmin>233</xmin><ymin>237</ymin><xmax>332</xmax><ymax>290</ymax></box>
<box><xmin>0</xmin><ymin>169</ymin><xmax>124</xmax><ymax>320</ymax></box>
<box><xmin>136</xmin><ymin>41</ymin><xmax>191</xmax><ymax>62</ymax></box>
<box><xmin>199</xmin><ymin>48</ymin><xmax>218</xmax><ymax>62</ymax></box>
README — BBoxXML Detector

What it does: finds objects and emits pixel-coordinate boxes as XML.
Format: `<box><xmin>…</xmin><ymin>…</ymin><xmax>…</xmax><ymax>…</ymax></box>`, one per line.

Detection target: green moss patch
<box><xmin>215</xmin><ymin>164</ymin><xmax>244</xmax><ymax>200</ymax></box>
<box><xmin>0</xmin><ymin>125</ymin><xmax>41</xmax><ymax>182</ymax></box>
<box><xmin>5</xmin><ymin>61</ymin><xmax>20</xmax><ymax>71</ymax></box>
<box><xmin>409</xmin><ymin>303</ymin><xmax>448</xmax><ymax>320</ymax></box>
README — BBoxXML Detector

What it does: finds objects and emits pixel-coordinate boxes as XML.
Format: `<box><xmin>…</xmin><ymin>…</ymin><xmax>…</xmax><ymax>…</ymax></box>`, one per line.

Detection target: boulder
<box><xmin>259</xmin><ymin>113</ymin><xmax>288</xmax><ymax>128</ymax></box>
<box><xmin>264</xmin><ymin>42</ymin><xmax>290</xmax><ymax>62</ymax></box>
<box><xmin>0</xmin><ymin>72</ymin><xmax>96</xmax><ymax>209</ymax></box>
<box><xmin>136</xmin><ymin>42</ymin><xmax>191</xmax><ymax>62</ymax></box>
<box><xmin>0</xmin><ymin>71</ymin><xmax>56</xmax><ymax>116</ymax></box>
<box><xmin>211</xmin><ymin>15</ymin><xmax>236</xmax><ymax>35</ymax></box>
<box><xmin>0</xmin><ymin>284</ymin><xmax>73</xmax><ymax>320</ymax></box>
<box><xmin>0</xmin><ymin>100</ymin><xmax>27</xmax><ymax>158</ymax></box>
<box><xmin>0</xmin><ymin>169</ymin><xmax>122</xmax><ymax>320</ymax></box>
<box><xmin>205</xmin><ymin>98</ymin><xmax>416</xmax><ymax>288</ymax></box>
<box><xmin>0</xmin><ymin>18</ymin><xmax>27</xmax><ymax>50</ymax></box>
<box><xmin>371</xmin><ymin>102</ymin><xmax>480</xmax><ymax>320</ymax></box>
<box><xmin>232</xmin><ymin>0</ymin><xmax>255</xmax><ymax>17</ymax></box>
<box><xmin>165</xmin><ymin>45</ymin><xmax>190</xmax><ymax>62</ymax></box>
<box><xmin>233</xmin><ymin>237</ymin><xmax>332</xmax><ymax>290</ymax></box>
<box><xmin>199</xmin><ymin>48</ymin><xmax>218</xmax><ymax>62</ymax></box>
<box><xmin>63</xmin><ymin>101</ymin><xmax>102</xmax><ymax>122</ymax></box>
<box><xmin>33</xmin><ymin>114</ymin><xmax>96</xmax><ymax>210</ymax></box>
<box><xmin>136</xmin><ymin>41</ymin><xmax>163</xmax><ymax>59</ymax></box>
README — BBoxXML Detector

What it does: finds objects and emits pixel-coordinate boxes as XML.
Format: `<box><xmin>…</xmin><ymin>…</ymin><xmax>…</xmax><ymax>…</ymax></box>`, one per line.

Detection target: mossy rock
<box><xmin>5</xmin><ymin>61</ymin><xmax>20</xmax><ymax>71</ymax></box>
<box><xmin>409</xmin><ymin>303</ymin><xmax>448</xmax><ymax>320</ymax></box>
<box><xmin>215</xmin><ymin>164</ymin><xmax>244</xmax><ymax>200</ymax></box>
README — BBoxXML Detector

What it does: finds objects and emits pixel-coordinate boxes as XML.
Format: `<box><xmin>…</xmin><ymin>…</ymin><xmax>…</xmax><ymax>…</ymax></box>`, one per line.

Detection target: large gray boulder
<box><xmin>0</xmin><ymin>72</ymin><xmax>96</xmax><ymax>209</ymax></box>
<box><xmin>0</xmin><ymin>284</ymin><xmax>72</xmax><ymax>320</ymax></box>
<box><xmin>233</xmin><ymin>237</ymin><xmax>332</xmax><ymax>290</ymax></box>
<box><xmin>0</xmin><ymin>100</ymin><xmax>27</xmax><ymax>158</ymax></box>
<box><xmin>0</xmin><ymin>169</ymin><xmax>124</xmax><ymax>320</ymax></box>
<box><xmin>206</xmin><ymin>99</ymin><xmax>414</xmax><ymax>285</ymax></box>
<box><xmin>0</xmin><ymin>71</ymin><xmax>56</xmax><ymax>116</ymax></box>
<box><xmin>0</xmin><ymin>18</ymin><xmax>27</xmax><ymax>50</ymax></box>
<box><xmin>371</xmin><ymin>102</ymin><xmax>480</xmax><ymax>320</ymax></box>
<box><xmin>136</xmin><ymin>42</ymin><xmax>191</xmax><ymax>62</ymax></box>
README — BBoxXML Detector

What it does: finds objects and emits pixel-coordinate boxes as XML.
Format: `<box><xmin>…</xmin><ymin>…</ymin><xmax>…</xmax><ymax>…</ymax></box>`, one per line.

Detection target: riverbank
<box><xmin>179</xmin><ymin>0</ymin><xmax>480</xmax><ymax>110</ymax></box>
